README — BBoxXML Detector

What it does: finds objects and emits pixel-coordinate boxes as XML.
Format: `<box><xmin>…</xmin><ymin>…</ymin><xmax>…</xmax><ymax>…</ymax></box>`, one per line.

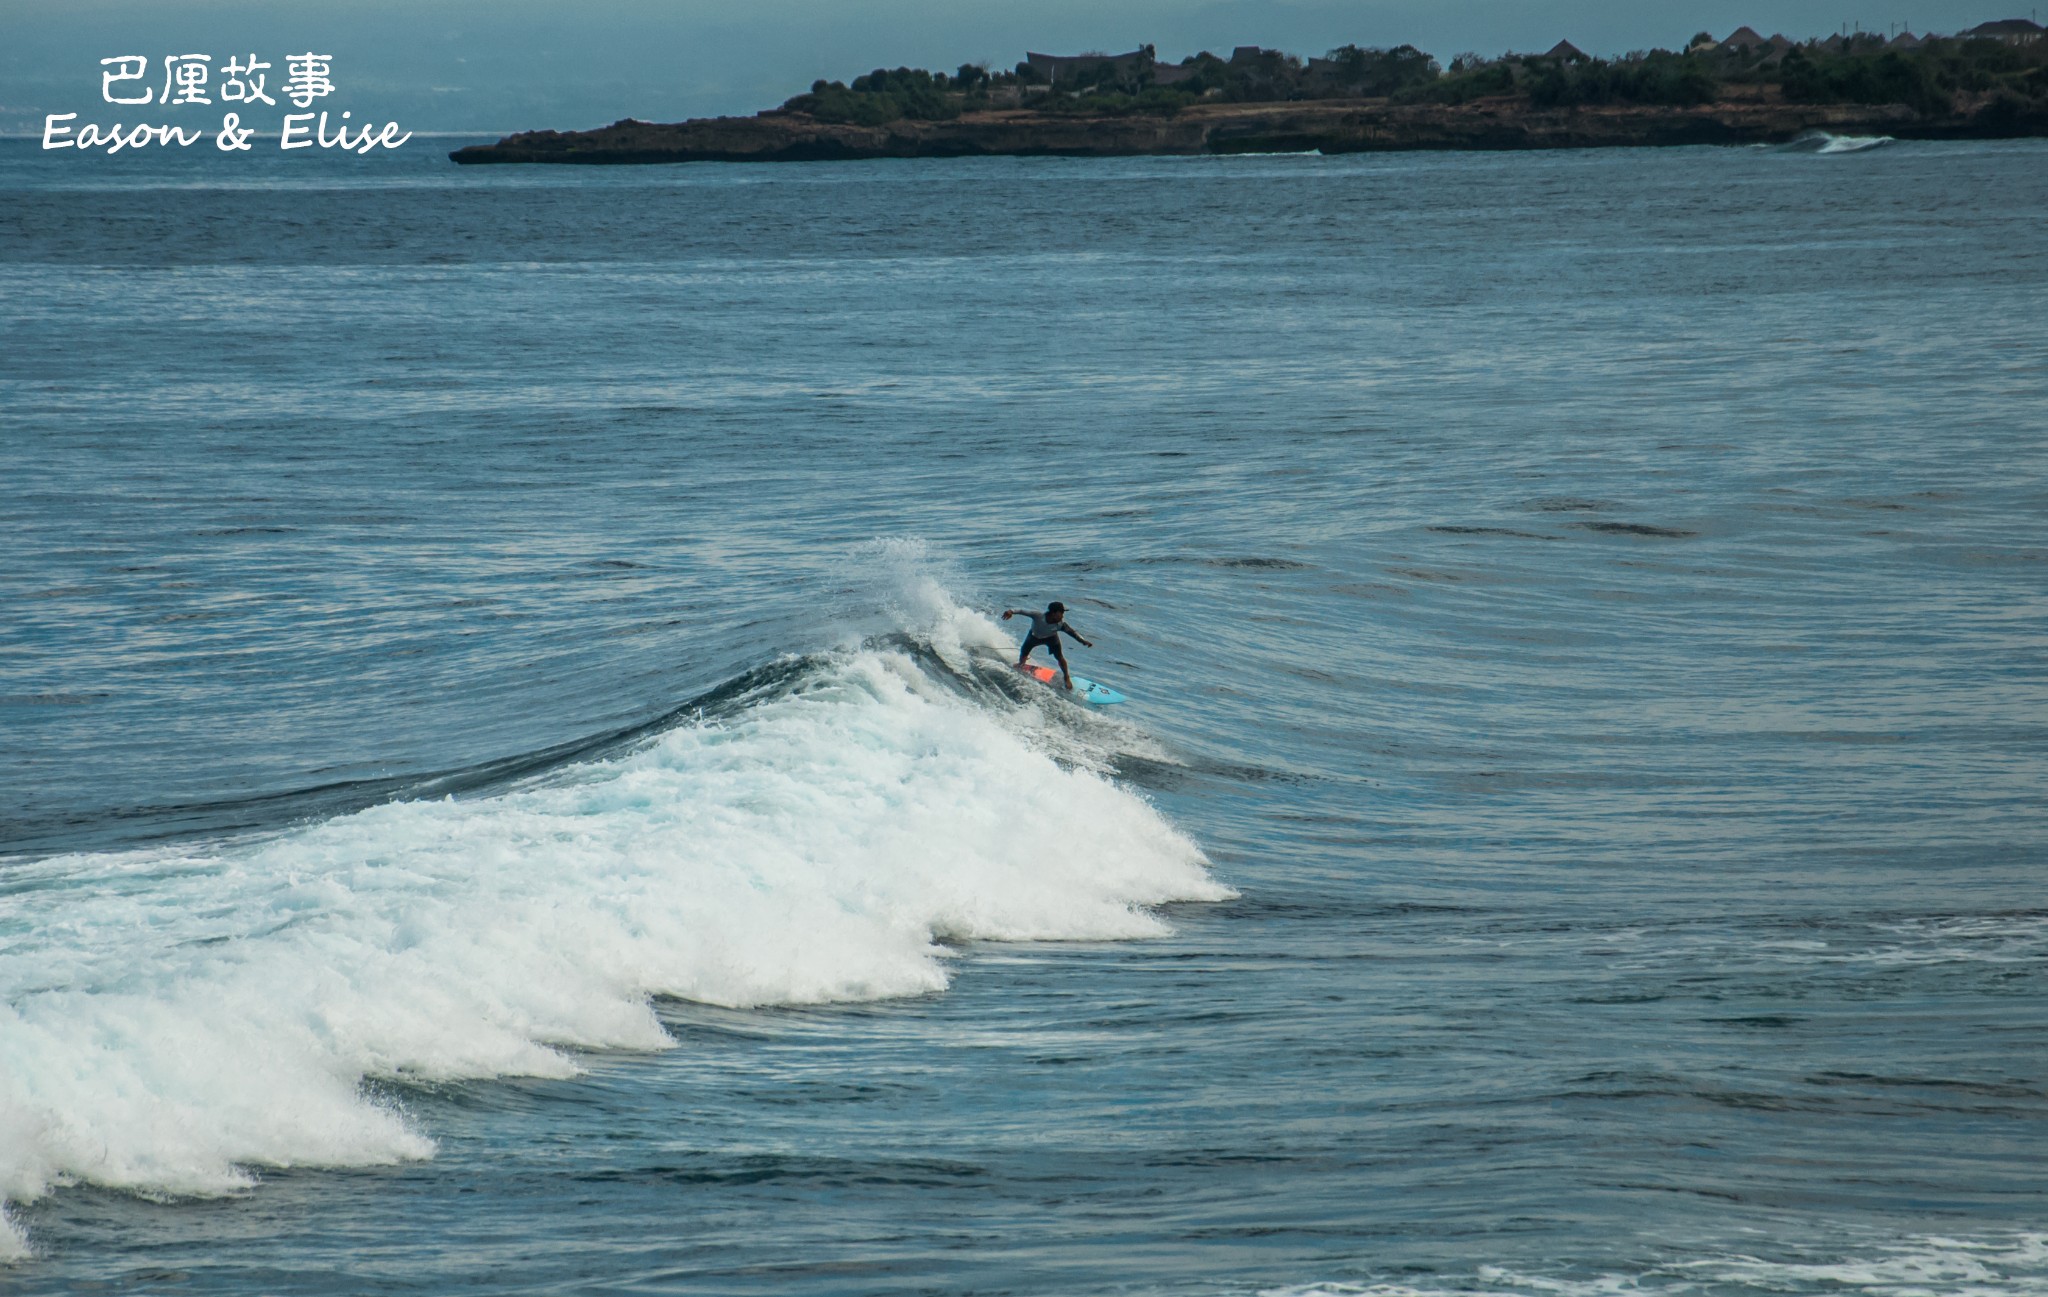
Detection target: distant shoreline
<box><xmin>451</xmin><ymin>27</ymin><xmax>2048</xmax><ymax>164</ymax></box>
<box><xmin>448</xmin><ymin>98</ymin><xmax>2042</xmax><ymax>166</ymax></box>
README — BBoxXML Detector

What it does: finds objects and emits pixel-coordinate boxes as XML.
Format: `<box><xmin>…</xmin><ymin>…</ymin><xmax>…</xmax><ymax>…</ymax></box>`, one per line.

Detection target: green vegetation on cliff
<box><xmin>1770</xmin><ymin>36</ymin><xmax>2048</xmax><ymax>115</ymax></box>
<box><xmin>1417</xmin><ymin>51</ymin><xmax>1718</xmax><ymax>107</ymax></box>
<box><xmin>787</xmin><ymin>67</ymin><xmax>963</xmax><ymax>124</ymax></box>
<box><xmin>773</xmin><ymin>27</ymin><xmax>2048</xmax><ymax>126</ymax></box>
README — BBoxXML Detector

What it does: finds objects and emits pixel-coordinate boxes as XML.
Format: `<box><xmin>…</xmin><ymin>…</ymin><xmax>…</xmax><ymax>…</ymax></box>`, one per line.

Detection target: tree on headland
<box><xmin>785</xmin><ymin>66</ymin><xmax>962</xmax><ymax>124</ymax></box>
<box><xmin>773</xmin><ymin>28</ymin><xmax>2048</xmax><ymax>124</ymax></box>
<box><xmin>1319</xmin><ymin>44</ymin><xmax>1440</xmax><ymax>96</ymax></box>
<box><xmin>1524</xmin><ymin>50</ymin><xmax>1719</xmax><ymax>107</ymax></box>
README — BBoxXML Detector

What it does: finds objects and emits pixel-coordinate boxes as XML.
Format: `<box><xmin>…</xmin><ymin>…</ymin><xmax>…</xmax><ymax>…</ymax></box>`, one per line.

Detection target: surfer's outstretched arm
<box><xmin>1060</xmin><ymin>624</ymin><xmax>1093</xmax><ymax>647</ymax></box>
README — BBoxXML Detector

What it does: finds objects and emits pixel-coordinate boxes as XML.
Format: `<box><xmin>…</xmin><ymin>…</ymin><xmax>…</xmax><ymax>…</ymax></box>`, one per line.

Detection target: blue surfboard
<box><xmin>1016</xmin><ymin>660</ymin><xmax>1127</xmax><ymax>705</ymax></box>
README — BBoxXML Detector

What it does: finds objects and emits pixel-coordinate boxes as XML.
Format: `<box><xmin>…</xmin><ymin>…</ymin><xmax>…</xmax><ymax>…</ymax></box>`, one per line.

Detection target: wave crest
<box><xmin>1781</xmin><ymin>131</ymin><xmax>1895</xmax><ymax>154</ymax></box>
<box><xmin>0</xmin><ymin>635</ymin><xmax>1227</xmax><ymax>1259</ymax></box>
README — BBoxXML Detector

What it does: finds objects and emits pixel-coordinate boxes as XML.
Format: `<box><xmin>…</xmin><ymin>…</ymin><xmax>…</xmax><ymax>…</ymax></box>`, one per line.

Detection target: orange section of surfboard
<box><xmin>1013</xmin><ymin>660</ymin><xmax>1127</xmax><ymax>705</ymax></box>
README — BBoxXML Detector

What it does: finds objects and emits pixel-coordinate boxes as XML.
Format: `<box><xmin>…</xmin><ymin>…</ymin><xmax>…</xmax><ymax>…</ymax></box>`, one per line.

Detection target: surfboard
<box><xmin>1015</xmin><ymin>661</ymin><xmax>1127</xmax><ymax>706</ymax></box>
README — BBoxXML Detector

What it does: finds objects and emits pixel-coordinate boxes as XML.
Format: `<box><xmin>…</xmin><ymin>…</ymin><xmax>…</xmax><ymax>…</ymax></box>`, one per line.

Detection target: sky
<box><xmin>2</xmin><ymin>0</ymin><xmax>2025</xmax><ymax>135</ymax></box>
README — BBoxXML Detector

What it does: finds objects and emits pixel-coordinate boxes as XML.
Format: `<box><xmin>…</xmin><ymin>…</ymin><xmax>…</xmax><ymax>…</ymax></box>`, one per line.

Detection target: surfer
<box><xmin>1003</xmin><ymin>601</ymin><xmax>1093</xmax><ymax>690</ymax></box>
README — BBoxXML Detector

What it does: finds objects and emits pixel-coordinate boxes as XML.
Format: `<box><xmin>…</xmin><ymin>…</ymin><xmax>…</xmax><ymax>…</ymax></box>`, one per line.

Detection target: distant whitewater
<box><xmin>1780</xmin><ymin>130</ymin><xmax>1895</xmax><ymax>154</ymax></box>
<box><xmin>0</xmin><ymin>598</ymin><xmax>1230</xmax><ymax>1259</ymax></box>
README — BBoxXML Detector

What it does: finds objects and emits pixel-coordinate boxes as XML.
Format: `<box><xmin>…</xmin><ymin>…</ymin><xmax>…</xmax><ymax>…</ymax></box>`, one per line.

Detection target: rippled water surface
<box><xmin>2</xmin><ymin>137</ymin><xmax>2046</xmax><ymax>1294</ymax></box>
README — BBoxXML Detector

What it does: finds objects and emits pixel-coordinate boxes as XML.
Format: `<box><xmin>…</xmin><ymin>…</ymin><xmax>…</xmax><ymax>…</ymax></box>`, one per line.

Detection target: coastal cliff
<box><xmin>450</xmin><ymin>26</ymin><xmax>2048</xmax><ymax>165</ymax></box>
<box><xmin>448</xmin><ymin>97</ymin><xmax>2033</xmax><ymax>164</ymax></box>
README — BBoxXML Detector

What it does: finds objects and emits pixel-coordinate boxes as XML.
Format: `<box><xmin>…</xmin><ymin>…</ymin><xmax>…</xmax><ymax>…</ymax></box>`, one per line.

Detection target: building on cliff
<box><xmin>1962</xmin><ymin>18</ymin><xmax>2045</xmax><ymax>44</ymax></box>
<box><xmin>1025</xmin><ymin>48</ymin><xmax>1156</xmax><ymax>84</ymax></box>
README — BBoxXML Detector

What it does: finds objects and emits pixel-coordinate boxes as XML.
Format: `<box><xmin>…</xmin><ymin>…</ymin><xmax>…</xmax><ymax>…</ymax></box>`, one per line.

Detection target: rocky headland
<box><xmin>448</xmin><ymin>97</ymin><xmax>2032</xmax><ymax>165</ymax></box>
<box><xmin>449</xmin><ymin>26</ymin><xmax>2048</xmax><ymax>165</ymax></box>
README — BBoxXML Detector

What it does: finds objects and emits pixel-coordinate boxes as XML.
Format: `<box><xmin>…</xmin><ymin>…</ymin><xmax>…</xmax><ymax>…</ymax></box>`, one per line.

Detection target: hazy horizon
<box><xmin>2</xmin><ymin>0</ymin><xmax>2025</xmax><ymax>135</ymax></box>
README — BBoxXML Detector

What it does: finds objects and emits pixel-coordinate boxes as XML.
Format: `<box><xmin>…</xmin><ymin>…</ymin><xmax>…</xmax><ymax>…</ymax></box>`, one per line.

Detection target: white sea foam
<box><xmin>834</xmin><ymin>536</ymin><xmax>1184</xmax><ymax>775</ymax></box>
<box><xmin>1783</xmin><ymin>130</ymin><xmax>1895</xmax><ymax>155</ymax></box>
<box><xmin>0</xmin><ymin>639</ymin><xmax>1228</xmax><ymax>1260</ymax></box>
<box><xmin>1817</xmin><ymin>134</ymin><xmax>1893</xmax><ymax>154</ymax></box>
<box><xmin>1258</xmin><ymin>1233</ymin><xmax>2048</xmax><ymax>1297</ymax></box>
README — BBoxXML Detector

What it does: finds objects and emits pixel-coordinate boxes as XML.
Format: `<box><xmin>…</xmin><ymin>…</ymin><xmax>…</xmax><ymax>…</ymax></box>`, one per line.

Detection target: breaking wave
<box><xmin>1781</xmin><ymin>131</ymin><xmax>1895</xmax><ymax>154</ymax></box>
<box><xmin>0</xmin><ymin>592</ymin><xmax>1229</xmax><ymax>1259</ymax></box>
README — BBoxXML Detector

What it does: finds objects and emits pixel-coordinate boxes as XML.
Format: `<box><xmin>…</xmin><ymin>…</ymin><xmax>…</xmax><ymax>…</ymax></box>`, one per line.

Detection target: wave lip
<box><xmin>1781</xmin><ymin>130</ymin><xmax>1895</xmax><ymax>154</ymax></box>
<box><xmin>0</xmin><ymin>643</ymin><xmax>1229</xmax><ymax>1260</ymax></box>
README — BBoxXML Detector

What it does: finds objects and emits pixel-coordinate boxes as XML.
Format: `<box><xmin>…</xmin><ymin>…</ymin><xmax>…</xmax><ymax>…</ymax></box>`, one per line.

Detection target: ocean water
<box><xmin>2</xmin><ymin>135</ymin><xmax>2046</xmax><ymax>1294</ymax></box>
